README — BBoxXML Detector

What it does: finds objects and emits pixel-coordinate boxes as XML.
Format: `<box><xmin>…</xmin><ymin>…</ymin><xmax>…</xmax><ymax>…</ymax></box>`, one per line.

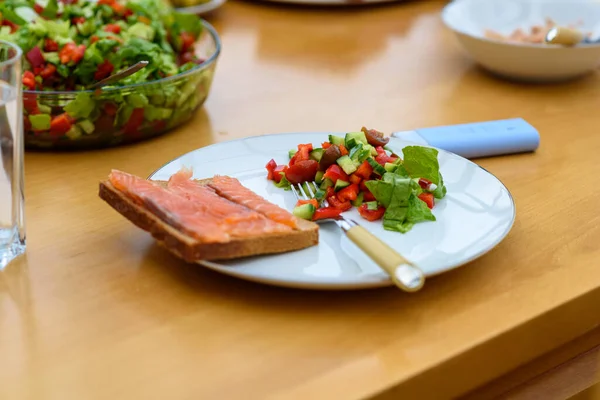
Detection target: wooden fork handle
<box><xmin>345</xmin><ymin>225</ymin><xmax>425</xmax><ymax>292</ymax></box>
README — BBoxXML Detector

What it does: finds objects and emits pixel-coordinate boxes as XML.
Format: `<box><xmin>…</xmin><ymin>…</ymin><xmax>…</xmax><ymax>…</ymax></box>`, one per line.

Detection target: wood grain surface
<box><xmin>2</xmin><ymin>1</ymin><xmax>600</xmax><ymax>399</ymax></box>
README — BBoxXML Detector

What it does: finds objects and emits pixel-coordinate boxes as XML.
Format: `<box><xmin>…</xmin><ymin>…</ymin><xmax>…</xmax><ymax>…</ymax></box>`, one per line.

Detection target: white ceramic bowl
<box><xmin>442</xmin><ymin>0</ymin><xmax>600</xmax><ymax>82</ymax></box>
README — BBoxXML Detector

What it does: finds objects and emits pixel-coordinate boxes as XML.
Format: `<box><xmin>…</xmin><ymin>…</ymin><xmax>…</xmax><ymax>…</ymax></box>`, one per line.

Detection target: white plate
<box><xmin>175</xmin><ymin>0</ymin><xmax>226</xmax><ymax>15</ymax></box>
<box><xmin>442</xmin><ymin>0</ymin><xmax>600</xmax><ymax>82</ymax></box>
<box><xmin>149</xmin><ymin>133</ymin><xmax>516</xmax><ymax>290</ymax></box>
<box><xmin>254</xmin><ymin>0</ymin><xmax>399</xmax><ymax>6</ymax></box>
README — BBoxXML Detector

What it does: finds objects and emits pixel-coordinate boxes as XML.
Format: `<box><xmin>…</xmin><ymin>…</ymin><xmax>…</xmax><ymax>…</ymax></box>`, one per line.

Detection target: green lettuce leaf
<box><xmin>64</xmin><ymin>93</ymin><xmax>96</xmax><ymax>119</ymax></box>
<box><xmin>274</xmin><ymin>173</ymin><xmax>292</xmax><ymax>191</ymax></box>
<box><xmin>402</xmin><ymin>145</ymin><xmax>447</xmax><ymax>199</ymax></box>
<box><xmin>40</xmin><ymin>0</ymin><xmax>59</xmax><ymax>19</ymax></box>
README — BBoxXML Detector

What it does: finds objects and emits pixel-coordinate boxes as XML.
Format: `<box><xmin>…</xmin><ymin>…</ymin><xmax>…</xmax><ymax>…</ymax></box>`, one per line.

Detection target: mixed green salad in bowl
<box><xmin>0</xmin><ymin>0</ymin><xmax>221</xmax><ymax>149</ymax></box>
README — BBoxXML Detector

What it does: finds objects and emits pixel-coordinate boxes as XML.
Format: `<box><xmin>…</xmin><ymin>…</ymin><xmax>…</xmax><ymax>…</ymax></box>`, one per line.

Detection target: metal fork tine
<box><xmin>298</xmin><ymin>183</ymin><xmax>309</xmax><ymax>199</ymax></box>
<box><xmin>291</xmin><ymin>185</ymin><xmax>301</xmax><ymax>200</ymax></box>
<box><xmin>305</xmin><ymin>182</ymin><xmax>316</xmax><ymax>198</ymax></box>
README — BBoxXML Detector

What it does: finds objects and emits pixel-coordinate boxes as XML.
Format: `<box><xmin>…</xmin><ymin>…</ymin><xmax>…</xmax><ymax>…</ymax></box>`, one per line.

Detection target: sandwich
<box><xmin>99</xmin><ymin>168</ymin><xmax>319</xmax><ymax>262</ymax></box>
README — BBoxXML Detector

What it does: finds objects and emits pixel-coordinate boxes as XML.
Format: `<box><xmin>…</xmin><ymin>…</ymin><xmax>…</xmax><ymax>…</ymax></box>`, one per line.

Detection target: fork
<box><xmin>292</xmin><ymin>182</ymin><xmax>425</xmax><ymax>292</ymax></box>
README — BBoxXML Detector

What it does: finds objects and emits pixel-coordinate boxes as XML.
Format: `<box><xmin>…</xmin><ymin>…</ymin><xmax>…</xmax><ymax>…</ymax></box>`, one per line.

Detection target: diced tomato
<box><xmin>362</xmin><ymin>191</ymin><xmax>376</xmax><ymax>202</ymax></box>
<box><xmin>124</xmin><ymin>108</ymin><xmax>145</xmax><ymax>135</ymax></box>
<box><xmin>71</xmin><ymin>16</ymin><xmax>86</xmax><ymax>25</ymax></box>
<box><xmin>313</xmin><ymin>207</ymin><xmax>342</xmax><ymax>221</ymax></box>
<box><xmin>375</xmin><ymin>146</ymin><xmax>386</xmax><ymax>156</ymax></box>
<box><xmin>26</xmin><ymin>47</ymin><xmax>45</xmax><ymax>68</ymax></box>
<box><xmin>23</xmin><ymin>117</ymin><xmax>32</xmax><ymax>133</ymax></box>
<box><xmin>355</xmin><ymin>160</ymin><xmax>373</xmax><ymax>180</ymax></box>
<box><xmin>337</xmin><ymin>183</ymin><xmax>359</xmax><ymax>202</ymax></box>
<box><xmin>124</xmin><ymin>8</ymin><xmax>134</xmax><ymax>17</ymax></box>
<box><xmin>289</xmin><ymin>143</ymin><xmax>313</xmax><ymax>166</ymax></box>
<box><xmin>418</xmin><ymin>178</ymin><xmax>432</xmax><ymax>190</ymax></box>
<box><xmin>1</xmin><ymin>20</ymin><xmax>18</xmax><ymax>33</ymax></box>
<box><xmin>104</xmin><ymin>102</ymin><xmax>118</xmax><ymax>116</ymax></box>
<box><xmin>328</xmin><ymin>195</ymin><xmax>352</xmax><ymax>211</ymax></box>
<box><xmin>59</xmin><ymin>43</ymin><xmax>86</xmax><ymax>64</ymax></box>
<box><xmin>418</xmin><ymin>193</ymin><xmax>435</xmax><ymax>209</ymax></box>
<box><xmin>296</xmin><ymin>199</ymin><xmax>319</xmax><ymax>208</ymax></box>
<box><xmin>180</xmin><ymin>52</ymin><xmax>195</xmax><ymax>65</ymax></box>
<box><xmin>325</xmin><ymin>186</ymin><xmax>335</xmax><ymax>200</ymax></box>
<box><xmin>49</xmin><ymin>113</ymin><xmax>74</xmax><ymax>136</ymax></box>
<box><xmin>111</xmin><ymin>2</ymin><xmax>125</xmax><ymax>14</ymax></box>
<box><xmin>90</xmin><ymin>35</ymin><xmax>100</xmax><ymax>43</ymax></box>
<box><xmin>94</xmin><ymin>60</ymin><xmax>114</xmax><ymax>81</ymax></box>
<box><xmin>44</xmin><ymin>39</ymin><xmax>59</xmax><ymax>52</ymax></box>
<box><xmin>348</xmin><ymin>174</ymin><xmax>362</xmax><ymax>185</ymax></box>
<box><xmin>95</xmin><ymin>114</ymin><xmax>115</xmax><ymax>132</ymax></box>
<box><xmin>22</xmin><ymin>71</ymin><xmax>36</xmax><ymax>90</ymax></box>
<box><xmin>39</xmin><ymin>64</ymin><xmax>57</xmax><ymax>79</ymax></box>
<box><xmin>180</xmin><ymin>32</ymin><xmax>195</xmax><ymax>53</ymax></box>
<box><xmin>338</xmin><ymin>144</ymin><xmax>349</xmax><ymax>156</ymax></box>
<box><xmin>265</xmin><ymin>159</ymin><xmax>277</xmax><ymax>180</ymax></box>
<box><xmin>104</xmin><ymin>24</ymin><xmax>121</xmax><ymax>34</ymax></box>
<box><xmin>285</xmin><ymin>160</ymin><xmax>318</xmax><ymax>184</ymax></box>
<box><xmin>375</xmin><ymin>153</ymin><xmax>397</xmax><ymax>166</ymax></box>
<box><xmin>23</xmin><ymin>94</ymin><xmax>38</xmax><ymax>113</ymax></box>
<box><xmin>358</xmin><ymin>203</ymin><xmax>386</xmax><ymax>221</ymax></box>
<box><xmin>323</xmin><ymin>164</ymin><xmax>349</xmax><ymax>185</ymax></box>
<box><xmin>34</xmin><ymin>3</ymin><xmax>45</xmax><ymax>13</ymax></box>
<box><xmin>322</xmin><ymin>142</ymin><xmax>331</xmax><ymax>149</ymax></box>
<box><xmin>273</xmin><ymin>165</ymin><xmax>287</xmax><ymax>183</ymax></box>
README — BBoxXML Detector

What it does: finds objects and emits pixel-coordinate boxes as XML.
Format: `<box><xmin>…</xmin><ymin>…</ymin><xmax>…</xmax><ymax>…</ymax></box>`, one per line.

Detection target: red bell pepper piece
<box><xmin>123</xmin><ymin>108</ymin><xmax>145</xmax><ymax>135</ymax></box>
<box><xmin>49</xmin><ymin>113</ymin><xmax>74</xmax><ymax>136</ymax></box>
<box><xmin>44</xmin><ymin>39</ymin><xmax>59</xmax><ymax>52</ymax></box>
<box><xmin>39</xmin><ymin>64</ymin><xmax>57</xmax><ymax>79</ymax></box>
<box><xmin>26</xmin><ymin>47</ymin><xmax>45</xmax><ymax>68</ymax></box>
<box><xmin>90</xmin><ymin>35</ymin><xmax>100</xmax><ymax>43</ymax></box>
<box><xmin>355</xmin><ymin>161</ymin><xmax>373</xmax><ymax>180</ymax></box>
<box><xmin>337</xmin><ymin>183</ymin><xmax>359</xmax><ymax>202</ymax></box>
<box><xmin>325</xmin><ymin>186</ymin><xmax>335</xmax><ymax>200</ymax></box>
<box><xmin>104</xmin><ymin>102</ymin><xmax>118</xmax><ymax>116</ymax></box>
<box><xmin>323</xmin><ymin>164</ymin><xmax>349</xmax><ymax>185</ymax></box>
<box><xmin>23</xmin><ymin>94</ymin><xmax>38</xmax><ymax>114</ymax></box>
<box><xmin>94</xmin><ymin>60</ymin><xmax>114</xmax><ymax>81</ymax></box>
<box><xmin>296</xmin><ymin>199</ymin><xmax>319</xmax><ymax>208</ymax></box>
<box><xmin>71</xmin><ymin>16</ymin><xmax>86</xmax><ymax>25</ymax></box>
<box><xmin>273</xmin><ymin>165</ymin><xmax>287</xmax><ymax>183</ymax></box>
<box><xmin>328</xmin><ymin>195</ymin><xmax>352</xmax><ymax>211</ymax></box>
<box><xmin>321</xmin><ymin>142</ymin><xmax>331</xmax><ymax>149</ymax></box>
<box><xmin>338</xmin><ymin>144</ymin><xmax>349</xmax><ymax>156</ymax></box>
<box><xmin>265</xmin><ymin>159</ymin><xmax>277</xmax><ymax>180</ymax></box>
<box><xmin>358</xmin><ymin>203</ymin><xmax>385</xmax><ymax>221</ymax></box>
<box><xmin>349</xmin><ymin>174</ymin><xmax>361</xmax><ymax>185</ymax></box>
<box><xmin>22</xmin><ymin>71</ymin><xmax>36</xmax><ymax>90</ymax></box>
<box><xmin>418</xmin><ymin>178</ymin><xmax>432</xmax><ymax>190</ymax></box>
<box><xmin>59</xmin><ymin>43</ymin><xmax>86</xmax><ymax>64</ymax></box>
<box><xmin>313</xmin><ymin>206</ymin><xmax>342</xmax><ymax>221</ymax></box>
<box><xmin>285</xmin><ymin>160</ymin><xmax>318</xmax><ymax>184</ymax></box>
<box><xmin>289</xmin><ymin>143</ymin><xmax>313</xmax><ymax>166</ymax></box>
<box><xmin>418</xmin><ymin>193</ymin><xmax>435</xmax><ymax>209</ymax></box>
<box><xmin>104</xmin><ymin>24</ymin><xmax>121</xmax><ymax>34</ymax></box>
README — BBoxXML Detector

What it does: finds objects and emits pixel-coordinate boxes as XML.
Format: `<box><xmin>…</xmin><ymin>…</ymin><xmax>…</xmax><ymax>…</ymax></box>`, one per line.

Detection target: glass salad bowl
<box><xmin>23</xmin><ymin>20</ymin><xmax>221</xmax><ymax>150</ymax></box>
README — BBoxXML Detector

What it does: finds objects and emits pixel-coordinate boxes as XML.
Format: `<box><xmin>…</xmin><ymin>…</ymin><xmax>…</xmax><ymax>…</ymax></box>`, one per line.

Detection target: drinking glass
<box><xmin>0</xmin><ymin>40</ymin><xmax>25</xmax><ymax>269</ymax></box>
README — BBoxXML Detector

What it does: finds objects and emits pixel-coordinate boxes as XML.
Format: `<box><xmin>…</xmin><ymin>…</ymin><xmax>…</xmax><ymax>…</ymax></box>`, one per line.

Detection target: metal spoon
<box><xmin>88</xmin><ymin>61</ymin><xmax>149</xmax><ymax>89</ymax></box>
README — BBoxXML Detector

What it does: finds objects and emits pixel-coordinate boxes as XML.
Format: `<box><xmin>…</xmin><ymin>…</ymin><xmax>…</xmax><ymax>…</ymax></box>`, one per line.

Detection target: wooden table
<box><xmin>2</xmin><ymin>1</ymin><xmax>600</xmax><ymax>399</ymax></box>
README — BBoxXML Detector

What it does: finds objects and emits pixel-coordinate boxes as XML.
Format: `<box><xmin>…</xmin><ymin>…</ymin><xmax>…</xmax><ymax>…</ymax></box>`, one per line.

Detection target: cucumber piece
<box><xmin>29</xmin><ymin>114</ymin><xmax>51</xmax><ymax>131</ymax></box>
<box><xmin>320</xmin><ymin>178</ymin><xmax>334</xmax><ymax>189</ymax></box>
<box><xmin>315</xmin><ymin>188</ymin><xmax>327</xmax><ymax>200</ymax></box>
<box><xmin>334</xmin><ymin>179</ymin><xmax>350</xmax><ymax>192</ymax></box>
<box><xmin>328</xmin><ymin>134</ymin><xmax>345</xmax><ymax>146</ymax></box>
<box><xmin>293</xmin><ymin>204</ymin><xmax>316</xmax><ymax>221</ymax></box>
<box><xmin>315</xmin><ymin>170</ymin><xmax>325</xmax><ymax>184</ymax></box>
<box><xmin>336</xmin><ymin>155</ymin><xmax>357</xmax><ymax>175</ymax></box>
<box><xmin>310</xmin><ymin>148</ymin><xmax>325</xmax><ymax>162</ymax></box>
<box><xmin>345</xmin><ymin>131</ymin><xmax>368</xmax><ymax>149</ymax></box>
<box><xmin>77</xmin><ymin>119</ymin><xmax>95</xmax><ymax>134</ymax></box>
<box><xmin>349</xmin><ymin>143</ymin><xmax>371</xmax><ymax>164</ymax></box>
<box><xmin>367</xmin><ymin>157</ymin><xmax>387</xmax><ymax>176</ymax></box>
<box><xmin>384</xmin><ymin>163</ymin><xmax>398</xmax><ymax>173</ymax></box>
<box><xmin>364</xmin><ymin>144</ymin><xmax>377</xmax><ymax>156</ymax></box>
<box><xmin>288</xmin><ymin>149</ymin><xmax>297</xmax><ymax>160</ymax></box>
<box><xmin>37</xmin><ymin>104</ymin><xmax>51</xmax><ymax>114</ymax></box>
<box><xmin>366</xmin><ymin>201</ymin><xmax>379</xmax><ymax>210</ymax></box>
<box><xmin>351</xmin><ymin>192</ymin><xmax>364</xmax><ymax>207</ymax></box>
<box><xmin>66</xmin><ymin>125</ymin><xmax>83</xmax><ymax>140</ymax></box>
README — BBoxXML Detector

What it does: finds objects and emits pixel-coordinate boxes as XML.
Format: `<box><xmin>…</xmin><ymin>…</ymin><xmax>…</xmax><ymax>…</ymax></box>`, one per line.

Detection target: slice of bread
<box><xmin>99</xmin><ymin>178</ymin><xmax>319</xmax><ymax>262</ymax></box>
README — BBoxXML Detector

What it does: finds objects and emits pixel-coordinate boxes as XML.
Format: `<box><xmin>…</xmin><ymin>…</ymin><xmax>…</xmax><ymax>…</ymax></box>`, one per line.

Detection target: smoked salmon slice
<box><xmin>109</xmin><ymin>170</ymin><xmax>230</xmax><ymax>243</ymax></box>
<box><xmin>167</xmin><ymin>169</ymin><xmax>292</xmax><ymax>236</ymax></box>
<box><xmin>208</xmin><ymin>175</ymin><xmax>299</xmax><ymax>229</ymax></box>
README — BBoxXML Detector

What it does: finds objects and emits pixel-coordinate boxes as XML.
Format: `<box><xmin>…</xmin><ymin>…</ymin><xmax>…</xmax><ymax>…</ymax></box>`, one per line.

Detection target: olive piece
<box><xmin>319</xmin><ymin>144</ymin><xmax>342</xmax><ymax>171</ymax></box>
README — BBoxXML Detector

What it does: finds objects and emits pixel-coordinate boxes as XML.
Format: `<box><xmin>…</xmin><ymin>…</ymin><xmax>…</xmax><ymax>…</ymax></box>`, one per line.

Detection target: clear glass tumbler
<box><xmin>0</xmin><ymin>40</ymin><xmax>25</xmax><ymax>269</ymax></box>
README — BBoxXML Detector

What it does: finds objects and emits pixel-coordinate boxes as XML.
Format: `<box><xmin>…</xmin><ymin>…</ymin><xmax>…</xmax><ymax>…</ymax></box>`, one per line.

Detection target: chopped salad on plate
<box><xmin>265</xmin><ymin>128</ymin><xmax>447</xmax><ymax>234</ymax></box>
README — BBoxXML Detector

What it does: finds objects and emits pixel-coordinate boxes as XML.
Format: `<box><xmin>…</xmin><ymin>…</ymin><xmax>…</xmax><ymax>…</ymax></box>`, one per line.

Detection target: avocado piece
<box><xmin>77</xmin><ymin>119</ymin><xmax>95</xmax><ymax>134</ymax></box>
<box><xmin>320</xmin><ymin>178</ymin><xmax>334</xmax><ymax>189</ymax></box>
<box><xmin>309</xmin><ymin>148</ymin><xmax>325</xmax><ymax>162</ymax></box>
<box><xmin>328</xmin><ymin>134</ymin><xmax>345</xmax><ymax>146</ymax></box>
<box><xmin>336</xmin><ymin>155</ymin><xmax>357</xmax><ymax>175</ymax></box>
<box><xmin>384</xmin><ymin>163</ymin><xmax>398</xmax><ymax>173</ymax></box>
<box><xmin>293</xmin><ymin>204</ymin><xmax>316</xmax><ymax>221</ymax></box>
<box><xmin>288</xmin><ymin>149</ymin><xmax>297</xmax><ymax>160</ymax></box>
<box><xmin>367</xmin><ymin>157</ymin><xmax>387</xmax><ymax>176</ymax></box>
<box><xmin>315</xmin><ymin>170</ymin><xmax>325</xmax><ymax>184</ymax></box>
<box><xmin>345</xmin><ymin>131</ymin><xmax>368</xmax><ymax>149</ymax></box>
<box><xmin>351</xmin><ymin>192</ymin><xmax>364</xmax><ymax>207</ymax></box>
<box><xmin>334</xmin><ymin>179</ymin><xmax>350</xmax><ymax>192</ymax></box>
<box><xmin>29</xmin><ymin>114</ymin><xmax>51</xmax><ymax>131</ymax></box>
